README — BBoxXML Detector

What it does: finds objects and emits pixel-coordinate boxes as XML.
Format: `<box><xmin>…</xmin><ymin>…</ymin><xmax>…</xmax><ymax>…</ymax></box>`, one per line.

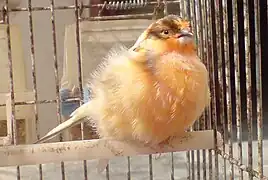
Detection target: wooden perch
<box><xmin>0</xmin><ymin>130</ymin><xmax>222</xmax><ymax>167</ymax></box>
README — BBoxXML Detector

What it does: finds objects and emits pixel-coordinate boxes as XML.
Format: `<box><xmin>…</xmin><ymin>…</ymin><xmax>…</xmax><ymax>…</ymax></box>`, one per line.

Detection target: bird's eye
<box><xmin>162</xmin><ymin>30</ymin><xmax>169</xmax><ymax>35</ymax></box>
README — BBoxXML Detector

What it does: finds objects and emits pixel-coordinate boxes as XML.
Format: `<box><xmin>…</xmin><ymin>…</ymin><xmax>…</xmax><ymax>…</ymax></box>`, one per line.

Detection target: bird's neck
<box><xmin>146</xmin><ymin>39</ymin><xmax>197</xmax><ymax>56</ymax></box>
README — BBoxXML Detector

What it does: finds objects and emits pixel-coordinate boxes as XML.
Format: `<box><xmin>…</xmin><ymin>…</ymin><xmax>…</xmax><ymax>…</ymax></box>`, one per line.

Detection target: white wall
<box><xmin>9</xmin><ymin>0</ymin><xmax>87</xmax><ymax>139</ymax></box>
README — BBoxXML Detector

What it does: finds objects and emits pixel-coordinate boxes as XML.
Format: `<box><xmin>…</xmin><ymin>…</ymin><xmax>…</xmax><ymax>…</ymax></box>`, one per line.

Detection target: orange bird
<box><xmin>35</xmin><ymin>14</ymin><xmax>210</xmax><ymax>171</ymax></box>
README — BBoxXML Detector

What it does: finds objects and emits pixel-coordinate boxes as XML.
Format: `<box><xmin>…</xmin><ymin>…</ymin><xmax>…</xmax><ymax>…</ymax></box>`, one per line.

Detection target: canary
<box><xmin>35</xmin><ymin>14</ymin><xmax>210</xmax><ymax>171</ymax></box>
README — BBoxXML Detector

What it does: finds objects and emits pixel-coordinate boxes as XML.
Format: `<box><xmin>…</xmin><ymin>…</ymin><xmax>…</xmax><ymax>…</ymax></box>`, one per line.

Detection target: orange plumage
<box><xmin>90</xmin><ymin>50</ymin><xmax>209</xmax><ymax>145</ymax></box>
<box><xmin>35</xmin><ymin>14</ymin><xmax>210</xmax><ymax>171</ymax></box>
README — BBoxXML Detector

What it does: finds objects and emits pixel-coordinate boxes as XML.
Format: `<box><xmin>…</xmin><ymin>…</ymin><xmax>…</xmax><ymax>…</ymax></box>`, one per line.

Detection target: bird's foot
<box><xmin>158</xmin><ymin>136</ymin><xmax>175</xmax><ymax>149</ymax></box>
<box><xmin>145</xmin><ymin>135</ymin><xmax>184</xmax><ymax>160</ymax></box>
<box><xmin>154</xmin><ymin>153</ymin><xmax>162</xmax><ymax>160</ymax></box>
<box><xmin>152</xmin><ymin>136</ymin><xmax>175</xmax><ymax>160</ymax></box>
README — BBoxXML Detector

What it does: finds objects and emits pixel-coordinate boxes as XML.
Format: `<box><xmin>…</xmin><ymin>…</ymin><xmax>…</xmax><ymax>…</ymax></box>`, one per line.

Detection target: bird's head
<box><xmin>131</xmin><ymin>15</ymin><xmax>196</xmax><ymax>55</ymax></box>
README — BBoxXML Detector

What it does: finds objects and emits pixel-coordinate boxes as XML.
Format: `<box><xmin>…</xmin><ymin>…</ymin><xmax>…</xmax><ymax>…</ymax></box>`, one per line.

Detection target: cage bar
<box><xmin>4</xmin><ymin>0</ymin><xmax>21</xmax><ymax>179</ymax></box>
<box><xmin>74</xmin><ymin>0</ymin><xmax>89</xmax><ymax>179</ymax></box>
<box><xmin>49</xmin><ymin>0</ymin><xmax>66</xmax><ymax>179</ymax></box>
<box><xmin>217</xmin><ymin>0</ymin><xmax>228</xmax><ymax>179</ymax></box>
<box><xmin>209</xmin><ymin>0</ymin><xmax>220</xmax><ymax>179</ymax></box>
<box><xmin>255</xmin><ymin>0</ymin><xmax>264</xmax><ymax>179</ymax></box>
<box><xmin>27</xmin><ymin>0</ymin><xmax>43</xmax><ymax>179</ymax></box>
<box><xmin>232</xmin><ymin>0</ymin><xmax>243</xmax><ymax>178</ymax></box>
<box><xmin>243</xmin><ymin>0</ymin><xmax>253</xmax><ymax>179</ymax></box>
<box><xmin>204</xmin><ymin>0</ymin><xmax>214</xmax><ymax>179</ymax></box>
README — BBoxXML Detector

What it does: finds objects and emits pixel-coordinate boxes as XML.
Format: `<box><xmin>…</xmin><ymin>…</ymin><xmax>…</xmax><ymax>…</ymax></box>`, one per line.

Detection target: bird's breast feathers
<box><xmin>129</xmin><ymin>53</ymin><xmax>209</xmax><ymax>139</ymax></box>
<box><xmin>90</xmin><ymin>47</ymin><xmax>210</xmax><ymax>144</ymax></box>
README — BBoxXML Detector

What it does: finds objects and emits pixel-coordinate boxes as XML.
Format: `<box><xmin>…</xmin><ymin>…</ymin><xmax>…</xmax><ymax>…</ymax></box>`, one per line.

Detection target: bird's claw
<box><xmin>148</xmin><ymin>136</ymin><xmax>176</xmax><ymax>160</ymax></box>
<box><xmin>159</xmin><ymin>136</ymin><xmax>176</xmax><ymax>148</ymax></box>
<box><xmin>154</xmin><ymin>153</ymin><xmax>162</xmax><ymax>160</ymax></box>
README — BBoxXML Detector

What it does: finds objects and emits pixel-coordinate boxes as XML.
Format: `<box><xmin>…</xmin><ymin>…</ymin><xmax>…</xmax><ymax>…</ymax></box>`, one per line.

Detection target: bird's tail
<box><xmin>34</xmin><ymin>102</ymin><xmax>92</xmax><ymax>144</ymax></box>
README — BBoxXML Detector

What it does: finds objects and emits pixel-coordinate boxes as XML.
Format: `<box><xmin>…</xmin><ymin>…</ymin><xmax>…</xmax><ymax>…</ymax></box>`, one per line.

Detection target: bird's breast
<box><xmin>93</xmin><ymin>52</ymin><xmax>209</xmax><ymax>145</ymax></box>
<box><xmin>128</xmin><ymin>54</ymin><xmax>210</xmax><ymax>144</ymax></box>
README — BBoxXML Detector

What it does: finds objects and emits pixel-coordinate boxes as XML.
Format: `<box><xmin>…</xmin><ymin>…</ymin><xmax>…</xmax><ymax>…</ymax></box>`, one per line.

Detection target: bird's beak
<box><xmin>177</xmin><ymin>29</ymin><xmax>193</xmax><ymax>39</ymax></box>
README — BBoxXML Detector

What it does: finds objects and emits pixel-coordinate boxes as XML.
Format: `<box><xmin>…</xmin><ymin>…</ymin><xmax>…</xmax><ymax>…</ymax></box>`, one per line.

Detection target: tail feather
<box><xmin>34</xmin><ymin>102</ymin><xmax>92</xmax><ymax>144</ymax></box>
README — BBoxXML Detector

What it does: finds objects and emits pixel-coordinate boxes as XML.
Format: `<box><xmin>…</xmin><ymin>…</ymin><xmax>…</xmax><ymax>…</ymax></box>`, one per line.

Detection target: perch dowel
<box><xmin>0</xmin><ymin>130</ymin><xmax>222</xmax><ymax>167</ymax></box>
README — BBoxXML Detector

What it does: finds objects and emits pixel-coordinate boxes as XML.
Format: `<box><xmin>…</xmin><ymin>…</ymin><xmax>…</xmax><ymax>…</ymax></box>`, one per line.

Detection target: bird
<box><xmin>35</xmin><ymin>14</ymin><xmax>210</xmax><ymax>172</ymax></box>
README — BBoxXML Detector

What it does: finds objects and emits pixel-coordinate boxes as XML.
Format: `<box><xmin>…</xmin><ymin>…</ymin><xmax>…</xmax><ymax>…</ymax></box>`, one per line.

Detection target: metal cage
<box><xmin>0</xmin><ymin>0</ymin><xmax>266</xmax><ymax>179</ymax></box>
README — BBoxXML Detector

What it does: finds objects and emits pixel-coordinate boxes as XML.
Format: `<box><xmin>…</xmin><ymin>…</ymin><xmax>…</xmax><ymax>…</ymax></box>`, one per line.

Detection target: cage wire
<box><xmin>0</xmin><ymin>0</ymin><xmax>266</xmax><ymax>179</ymax></box>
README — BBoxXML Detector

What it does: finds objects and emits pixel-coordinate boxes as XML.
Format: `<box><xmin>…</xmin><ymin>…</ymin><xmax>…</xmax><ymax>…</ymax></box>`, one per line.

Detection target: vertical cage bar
<box><xmin>184</xmin><ymin>2</ymin><xmax>195</xmax><ymax>179</ymax></box>
<box><xmin>170</xmin><ymin>2</ymin><xmax>176</xmax><ymax>177</ymax></box>
<box><xmin>179</xmin><ymin>3</ymin><xmax>190</xmax><ymax>179</ymax></box>
<box><xmin>190</xmin><ymin>150</ymin><xmax>195</xmax><ymax>180</ymax></box>
<box><xmin>185</xmin><ymin>0</ymin><xmax>190</xmax><ymax>20</ymax></box>
<box><xmin>49</xmin><ymin>0</ymin><xmax>66</xmax><ymax>179</ymax></box>
<box><xmin>27</xmin><ymin>0</ymin><xmax>43</xmax><ymax>179</ymax></box>
<box><xmin>74</xmin><ymin>0</ymin><xmax>88</xmax><ymax>179</ymax></box>
<box><xmin>243</xmin><ymin>0</ymin><xmax>253</xmax><ymax>179</ymax></box>
<box><xmin>170</xmin><ymin>0</ymin><xmax>175</xmax><ymax>167</ymax></box>
<box><xmin>223</xmin><ymin>0</ymin><xmax>235</xmax><ymax>179</ymax></box>
<box><xmin>200</xmin><ymin>0</ymin><xmax>207</xmax><ymax>179</ymax></box>
<box><xmin>210</xmin><ymin>0</ymin><xmax>220</xmax><ymax>179</ymax></box>
<box><xmin>149</xmin><ymin>154</ymin><xmax>153</xmax><ymax>180</ymax></box>
<box><xmin>214</xmin><ymin>0</ymin><xmax>226</xmax><ymax>178</ymax></box>
<box><xmin>232</xmin><ymin>0</ymin><xmax>243</xmax><ymax>178</ymax></box>
<box><xmin>170</xmin><ymin>152</ymin><xmax>174</xmax><ymax>180</ymax></box>
<box><xmin>255</xmin><ymin>0</ymin><xmax>264</xmax><ymax>178</ymax></box>
<box><xmin>127</xmin><ymin>156</ymin><xmax>131</xmax><ymax>178</ymax></box>
<box><xmin>106</xmin><ymin>165</ymin><xmax>110</xmax><ymax>180</ymax></box>
<box><xmin>192</xmin><ymin>0</ymin><xmax>201</xmax><ymax>178</ymax></box>
<box><xmin>163</xmin><ymin>0</ymin><xmax>167</xmax><ymax>16</ymax></box>
<box><xmin>178</xmin><ymin>3</ymin><xmax>189</xmax><ymax>178</ymax></box>
<box><xmin>186</xmin><ymin>145</ymin><xmax>190</xmax><ymax>179</ymax></box>
<box><xmin>150</xmin><ymin>1</ymin><xmax>160</xmax><ymax>178</ymax></box>
<box><xmin>177</xmin><ymin>2</ymin><xmax>181</xmax><ymax>17</ymax></box>
<box><xmin>217</xmin><ymin>0</ymin><xmax>228</xmax><ymax>179</ymax></box>
<box><xmin>205</xmin><ymin>0</ymin><xmax>213</xmax><ymax>179</ymax></box>
<box><xmin>187</xmin><ymin>1</ymin><xmax>195</xmax><ymax>179</ymax></box>
<box><xmin>194</xmin><ymin>0</ymin><xmax>203</xmax><ymax>178</ymax></box>
<box><xmin>179</xmin><ymin>0</ymin><xmax>184</xmax><ymax>18</ymax></box>
<box><xmin>4</xmin><ymin>0</ymin><xmax>20</xmax><ymax>179</ymax></box>
<box><xmin>92</xmin><ymin>4</ymin><xmax>111</xmax><ymax>176</ymax></box>
<box><xmin>224</xmin><ymin>0</ymin><xmax>235</xmax><ymax>179</ymax></box>
<box><xmin>127</xmin><ymin>157</ymin><xmax>131</xmax><ymax>180</ymax></box>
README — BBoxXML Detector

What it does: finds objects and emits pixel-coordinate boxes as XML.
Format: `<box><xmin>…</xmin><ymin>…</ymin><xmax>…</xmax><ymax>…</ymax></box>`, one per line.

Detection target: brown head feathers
<box><xmin>147</xmin><ymin>14</ymin><xmax>191</xmax><ymax>39</ymax></box>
